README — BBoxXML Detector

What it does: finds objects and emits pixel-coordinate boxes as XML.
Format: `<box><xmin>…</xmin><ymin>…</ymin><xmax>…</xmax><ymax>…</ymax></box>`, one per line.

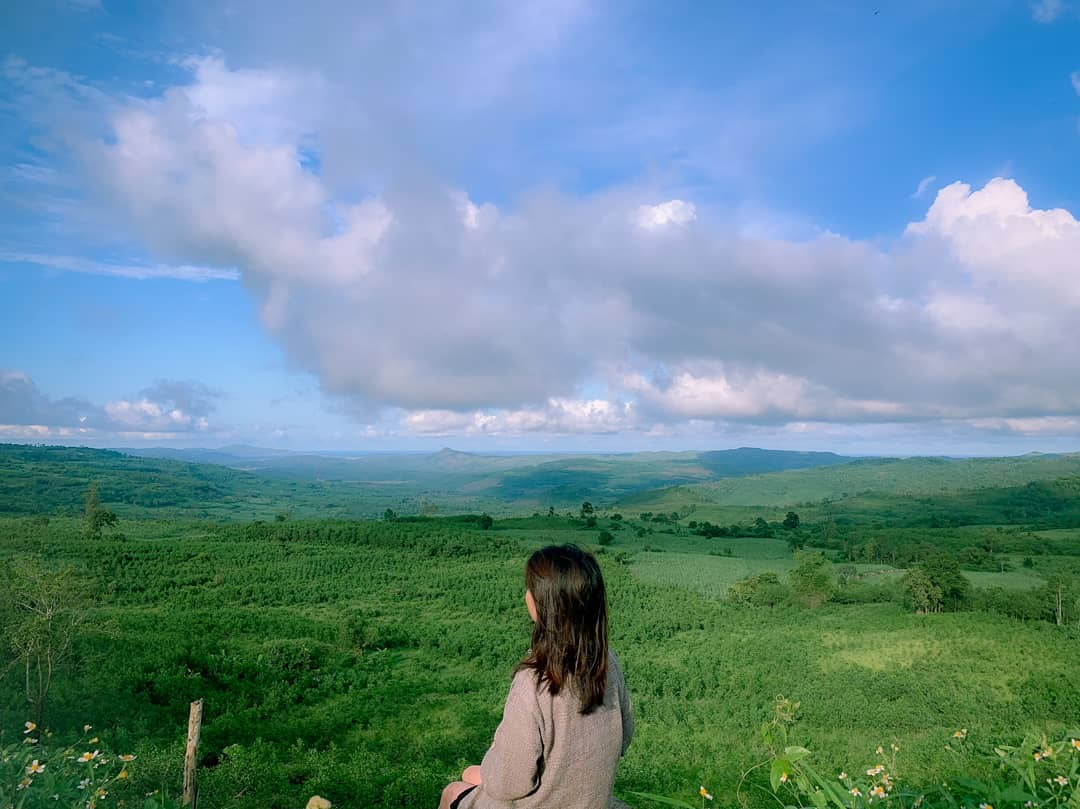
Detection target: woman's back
<box><xmin>459</xmin><ymin>649</ymin><xmax>633</xmax><ymax>809</ymax></box>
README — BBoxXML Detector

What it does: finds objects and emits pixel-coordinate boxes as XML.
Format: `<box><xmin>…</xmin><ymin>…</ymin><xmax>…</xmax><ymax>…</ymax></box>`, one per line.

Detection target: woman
<box><xmin>440</xmin><ymin>544</ymin><xmax>634</xmax><ymax>809</ymax></box>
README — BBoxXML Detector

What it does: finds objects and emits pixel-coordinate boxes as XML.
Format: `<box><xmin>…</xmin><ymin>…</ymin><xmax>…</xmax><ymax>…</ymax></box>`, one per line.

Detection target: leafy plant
<box><xmin>0</xmin><ymin>722</ymin><xmax>179</xmax><ymax>809</ymax></box>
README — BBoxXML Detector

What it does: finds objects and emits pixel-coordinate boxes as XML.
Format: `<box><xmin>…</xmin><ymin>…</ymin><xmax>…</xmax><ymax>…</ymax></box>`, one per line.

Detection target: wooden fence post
<box><xmin>183</xmin><ymin>698</ymin><xmax>204</xmax><ymax>807</ymax></box>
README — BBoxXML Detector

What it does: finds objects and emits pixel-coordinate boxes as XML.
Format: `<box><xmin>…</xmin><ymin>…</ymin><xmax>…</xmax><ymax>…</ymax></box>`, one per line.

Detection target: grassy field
<box><xmin>2</xmin><ymin>447</ymin><xmax>1079</xmax><ymax>807</ymax></box>
<box><xmin>2</xmin><ymin>515</ymin><xmax>1078</xmax><ymax>809</ymax></box>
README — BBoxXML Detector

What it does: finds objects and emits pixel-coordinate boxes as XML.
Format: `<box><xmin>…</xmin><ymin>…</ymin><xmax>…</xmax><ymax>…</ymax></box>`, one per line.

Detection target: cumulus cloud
<box><xmin>71</xmin><ymin>56</ymin><xmax>1080</xmax><ymax>430</ymax></box>
<box><xmin>11</xmin><ymin>43</ymin><xmax>1080</xmax><ymax>440</ymax></box>
<box><xmin>0</xmin><ymin>372</ymin><xmax>220</xmax><ymax>438</ymax></box>
<box><xmin>1072</xmin><ymin>71</ymin><xmax>1080</xmax><ymax>95</ymax></box>
<box><xmin>403</xmin><ymin>398</ymin><xmax>635</xmax><ymax>436</ymax></box>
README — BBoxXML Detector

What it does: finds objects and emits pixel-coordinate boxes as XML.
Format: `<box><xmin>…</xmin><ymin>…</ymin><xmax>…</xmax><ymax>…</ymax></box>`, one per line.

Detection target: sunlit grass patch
<box><xmin>820</xmin><ymin>630</ymin><xmax>939</xmax><ymax>672</ymax></box>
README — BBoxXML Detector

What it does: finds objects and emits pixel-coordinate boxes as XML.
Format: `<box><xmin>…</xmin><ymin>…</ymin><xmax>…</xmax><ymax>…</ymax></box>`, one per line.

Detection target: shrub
<box><xmin>1</xmin><ymin>722</ymin><xmax>180</xmax><ymax>808</ymax></box>
<box><xmin>728</xmin><ymin>572</ymin><xmax>789</xmax><ymax>607</ymax></box>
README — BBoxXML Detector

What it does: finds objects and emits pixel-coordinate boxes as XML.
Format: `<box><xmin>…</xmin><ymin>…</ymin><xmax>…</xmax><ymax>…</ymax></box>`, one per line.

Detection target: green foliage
<box><xmin>728</xmin><ymin>572</ymin><xmax>790</xmax><ymax>607</ymax></box>
<box><xmin>0</xmin><ymin>723</ymin><xmax>179</xmax><ymax>808</ymax></box>
<box><xmin>598</xmin><ymin>530</ymin><xmax>615</xmax><ymax>546</ymax></box>
<box><xmin>84</xmin><ymin>483</ymin><xmax>118</xmax><ymax>541</ymax></box>
<box><xmin>1</xmin><ymin>561</ymin><xmax>87</xmax><ymax>727</ymax></box>
<box><xmin>758</xmin><ymin>703</ymin><xmax>1080</xmax><ymax>809</ymax></box>
<box><xmin>903</xmin><ymin>553</ymin><xmax>971</xmax><ymax>613</ymax></box>
<box><xmin>788</xmin><ymin>551</ymin><xmax>834</xmax><ymax>608</ymax></box>
<box><xmin>1</xmin><ymin>438</ymin><xmax>1079</xmax><ymax>809</ymax></box>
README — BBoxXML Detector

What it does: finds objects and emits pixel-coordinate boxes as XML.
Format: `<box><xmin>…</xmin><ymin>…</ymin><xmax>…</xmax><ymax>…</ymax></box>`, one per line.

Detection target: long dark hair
<box><xmin>517</xmin><ymin>544</ymin><xmax>608</xmax><ymax>714</ymax></box>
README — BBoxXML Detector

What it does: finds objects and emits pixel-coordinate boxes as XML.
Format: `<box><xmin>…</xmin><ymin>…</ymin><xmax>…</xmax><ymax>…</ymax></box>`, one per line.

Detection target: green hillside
<box><xmin>0</xmin><ymin>444</ymin><xmax>855</xmax><ymax>518</ymax></box>
<box><xmin>618</xmin><ymin>453</ymin><xmax>1080</xmax><ymax>513</ymax></box>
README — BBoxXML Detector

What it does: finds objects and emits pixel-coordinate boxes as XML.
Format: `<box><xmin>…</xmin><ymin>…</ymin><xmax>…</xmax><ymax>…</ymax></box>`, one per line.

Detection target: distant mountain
<box><xmin>4</xmin><ymin>443</ymin><xmax>1079</xmax><ymax>520</ymax></box>
<box><xmin>696</xmin><ymin>447</ymin><xmax>849</xmax><ymax>476</ymax></box>
<box><xmin>115</xmin><ymin>445</ymin><xmax>298</xmax><ymax>464</ymax></box>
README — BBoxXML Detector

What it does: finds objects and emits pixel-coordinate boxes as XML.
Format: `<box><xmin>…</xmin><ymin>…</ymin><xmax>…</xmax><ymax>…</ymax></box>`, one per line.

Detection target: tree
<box><xmin>788</xmin><ymin>551</ymin><xmax>834</xmax><ymax>608</ymax></box>
<box><xmin>479</xmin><ymin>513</ymin><xmax>494</xmax><ymax>530</ymax></box>
<box><xmin>729</xmin><ymin>572</ymin><xmax>789</xmax><ymax>607</ymax></box>
<box><xmin>902</xmin><ymin>552</ymin><xmax>970</xmax><ymax>613</ymax></box>
<box><xmin>547</xmin><ymin>506</ymin><xmax>555</xmax><ymax>518</ymax></box>
<box><xmin>902</xmin><ymin>567</ymin><xmax>943</xmax><ymax>614</ymax></box>
<box><xmin>921</xmin><ymin>552</ymin><xmax>971</xmax><ymax>610</ymax></box>
<box><xmin>580</xmin><ymin>501</ymin><xmax>595</xmax><ymax>519</ymax></box>
<box><xmin>84</xmin><ymin>482</ymin><xmax>118</xmax><ymax>540</ymax></box>
<box><xmin>383</xmin><ymin>508</ymin><xmax>397</xmax><ymax>521</ymax></box>
<box><xmin>783</xmin><ymin>511</ymin><xmax>800</xmax><ymax>530</ymax></box>
<box><xmin>2</xmin><ymin>561</ymin><xmax>86</xmax><ymax>727</ymax></box>
<box><xmin>597</xmin><ymin>529</ymin><xmax>614</xmax><ymax>546</ymax></box>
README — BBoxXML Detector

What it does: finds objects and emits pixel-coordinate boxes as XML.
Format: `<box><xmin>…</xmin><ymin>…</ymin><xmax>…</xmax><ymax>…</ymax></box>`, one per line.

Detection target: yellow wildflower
<box><xmin>119</xmin><ymin>768</ymin><xmax>129</xmax><ymax>780</ymax></box>
<box><xmin>876</xmin><ymin>746</ymin><xmax>884</xmax><ymax>755</ymax></box>
<box><xmin>1054</xmin><ymin>776</ymin><xmax>1068</xmax><ymax>786</ymax></box>
<box><xmin>27</xmin><ymin>760</ymin><xmax>45</xmax><ymax>775</ymax></box>
<box><xmin>89</xmin><ymin>737</ymin><xmax>99</xmax><ymax>744</ymax></box>
<box><xmin>839</xmin><ymin>772</ymin><xmax>848</xmax><ymax>780</ymax></box>
<box><xmin>24</xmin><ymin>721</ymin><xmax>37</xmax><ymax>734</ymax></box>
<box><xmin>978</xmin><ymin>803</ymin><xmax>994</xmax><ymax>809</ymax></box>
<box><xmin>119</xmin><ymin>754</ymin><xmax>136</xmax><ymax>762</ymax></box>
<box><xmin>780</xmin><ymin>772</ymin><xmax>789</xmax><ymax>783</ymax></box>
<box><xmin>83</xmin><ymin>725</ymin><xmax>92</xmax><ymax>732</ymax></box>
<box><xmin>871</xmin><ymin>786</ymin><xmax>886</xmax><ymax>798</ymax></box>
<box><xmin>18</xmin><ymin>776</ymin><xmax>32</xmax><ymax>790</ymax></box>
<box><xmin>78</xmin><ymin>750</ymin><xmax>101</xmax><ymax>763</ymax></box>
<box><xmin>96</xmin><ymin>788</ymin><xmax>108</xmax><ymax>799</ymax></box>
<box><xmin>699</xmin><ymin>786</ymin><xmax>713</xmax><ymax>800</ymax></box>
<box><xmin>1071</xmin><ymin>739</ymin><xmax>1080</xmax><ymax>751</ymax></box>
<box><xmin>850</xmin><ymin>787</ymin><xmax>862</xmax><ymax>797</ymax></box>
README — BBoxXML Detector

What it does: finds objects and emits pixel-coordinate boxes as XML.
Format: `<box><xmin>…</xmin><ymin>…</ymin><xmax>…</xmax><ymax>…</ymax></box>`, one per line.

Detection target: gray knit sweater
<box><xmin>458</xmin><ymin>650</ymin><xmax>634</xmax><ymax>809</ymax></box>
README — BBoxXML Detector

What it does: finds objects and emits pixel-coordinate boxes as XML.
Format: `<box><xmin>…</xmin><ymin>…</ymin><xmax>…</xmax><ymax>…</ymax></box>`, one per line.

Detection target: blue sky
<box><xmin>2</xmin><ymin>0</ymin><xmax>1080</xmax><ymax>454</ymax></box>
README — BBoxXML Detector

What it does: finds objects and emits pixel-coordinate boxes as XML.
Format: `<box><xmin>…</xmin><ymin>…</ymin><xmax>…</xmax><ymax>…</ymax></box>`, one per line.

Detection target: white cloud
<box><xmin>635</xmin><ymin>199</ymin><xmax>697</xmax><ymax>230</ymax></box>
<box><xmin>1072</xmin><ymin>71</ymin><xmax>1080</xmax><ymax>95</ymax></box>
<box><xmin>79</xmin><ymin>60</ymin><xmax>1080</xmax><ymax>426</ymax></box>
<box><xmin>0</xmin><ymin>372</ymin><xmax>220</xmax><ymax>437</ymax></box>
<box><xmin>402</xmin><ymin>398</ymin><xmax>635</xmax><ymax>436</ymax></box>
<box><xmin>905</xmin><ymin>178</ymin><xmax>1080</xmax><ymax>303</ymax></box>
<box><xmin>912</xmin><ymin>175</ymin><xmax>936</xmax><ymax>199</ymax></box>
<box><xmin>1032</xmin><ymin>0</ymin><xmax>1066</xmax><ymax>22</ymax></box>
<box><xmin>0</xmin><ymin>251</ymin><xmax>238</xmax><ymax>281</ymax></box>
<box><xmin>12</xmin><ymin>50</ymin><xmax>1080</xmax><ymax>437</ymax></box>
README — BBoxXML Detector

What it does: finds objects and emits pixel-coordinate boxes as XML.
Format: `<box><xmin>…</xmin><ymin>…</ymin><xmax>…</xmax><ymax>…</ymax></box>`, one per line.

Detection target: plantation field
<box><xmin>2</xmin><ymin>446</ymin><xmax>1080</xmax><ymax>808</ymax></box>
<box><xmin>631</xmin><ymin>550</ymin><xmax>799</xmax><ymax>599</ymax></box>
<box><xmin>2</xmin><ymin>515</ymin><xmax>1079</xmax><ymax>809</ymax></box>
<box><xmin>630</xmin><ymin>551</ymin><xmax>1045</xmax><ymax>603</ymax></box>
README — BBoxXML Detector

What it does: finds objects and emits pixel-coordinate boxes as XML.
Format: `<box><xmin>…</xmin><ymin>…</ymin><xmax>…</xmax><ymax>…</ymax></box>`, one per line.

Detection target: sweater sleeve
<box><xmin>613</xmin><ymin>652</ymin><xmax>634</xmax><ymax>756</ymax></box>
<box><xmin>478</xmin><ymin>670</ymin><xmax>544</xmax><ymax>801</ymax></box>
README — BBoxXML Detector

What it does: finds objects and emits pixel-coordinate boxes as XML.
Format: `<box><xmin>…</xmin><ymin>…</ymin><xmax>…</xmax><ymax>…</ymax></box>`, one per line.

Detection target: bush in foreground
<box><xmin>1</xmin><ymin>722</ymin><xmax>179</xmax><ymax>809</ymax></box>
